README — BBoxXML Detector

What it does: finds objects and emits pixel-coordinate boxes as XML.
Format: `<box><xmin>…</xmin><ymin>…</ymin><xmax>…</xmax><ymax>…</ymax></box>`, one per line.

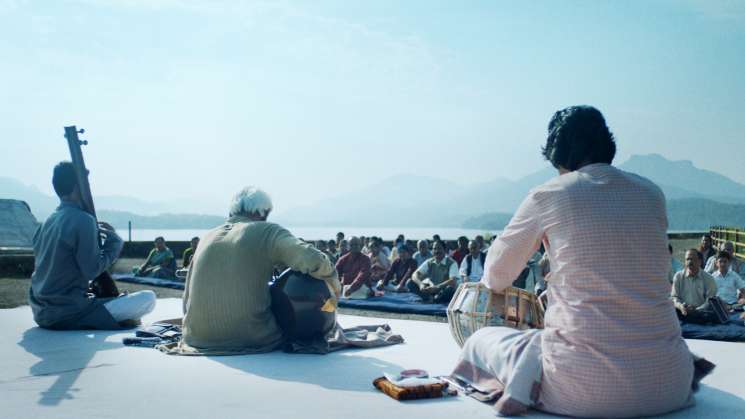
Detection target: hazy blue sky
<box><xmin>1</xmin><ymin>0</ymin><xmax>744</xmax><ymax>214</ymax></box>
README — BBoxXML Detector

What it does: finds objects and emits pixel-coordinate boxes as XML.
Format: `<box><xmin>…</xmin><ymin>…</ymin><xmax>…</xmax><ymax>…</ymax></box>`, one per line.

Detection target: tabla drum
<box><xmin>447</xmin><ymin>282</ymin><xmax>545</xmax><ymax>347</ymax></box>
<box><xmin>270</xmin><ymin>269</ymin><xmax>336</xmax><ymax>341</ymax></box>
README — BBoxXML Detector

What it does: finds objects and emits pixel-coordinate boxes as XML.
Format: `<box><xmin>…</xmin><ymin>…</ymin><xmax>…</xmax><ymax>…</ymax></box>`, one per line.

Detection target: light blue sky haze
<box><xmin>1</xmin><ymin>0</ymin><xmax>743</xmax><ymax>214</ymax></box>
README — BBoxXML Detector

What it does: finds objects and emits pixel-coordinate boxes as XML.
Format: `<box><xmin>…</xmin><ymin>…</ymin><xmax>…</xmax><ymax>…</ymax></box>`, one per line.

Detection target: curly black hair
<box><xmin>541</xmin><ymin>106</ymin><xmax>616</xmax><ymax>171</ymax></box>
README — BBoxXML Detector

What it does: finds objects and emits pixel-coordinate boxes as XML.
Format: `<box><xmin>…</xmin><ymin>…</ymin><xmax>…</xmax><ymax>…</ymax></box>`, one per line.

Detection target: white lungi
<box><xmin>454</xmin><ymin>326</ymin><xmax>543</xmax><ymax>406</ymax></box>
<box><xmin>104</xmin><ymin>290</ymin><xmax>157</xmax><ymax>322</ymax></box>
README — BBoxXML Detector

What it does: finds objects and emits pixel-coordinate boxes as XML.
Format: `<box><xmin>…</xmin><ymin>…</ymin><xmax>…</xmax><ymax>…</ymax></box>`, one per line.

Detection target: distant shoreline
<box><xmin>117</xmin><ymin>227</ymin><xmax>707</xmax><ymax>242</ymax></box>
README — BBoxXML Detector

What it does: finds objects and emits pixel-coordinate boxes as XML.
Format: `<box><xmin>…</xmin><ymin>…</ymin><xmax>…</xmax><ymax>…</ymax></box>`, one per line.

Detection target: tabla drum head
<box><xmin>270</xmin><ymin>269</ymin><xmax>336</xmax><ymax>340</ymax></box>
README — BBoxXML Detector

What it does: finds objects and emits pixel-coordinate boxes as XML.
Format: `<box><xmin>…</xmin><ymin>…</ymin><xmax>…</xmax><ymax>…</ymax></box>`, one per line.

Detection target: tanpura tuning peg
<box><xmin>79</xmin><ymin>140</ymin><xmax>88</xmax><ymax>145</ymax></box>
<box><xmin>78</xmin><ymin>128</ymin><xmax>85</xmax><ymax>134</ymax></box>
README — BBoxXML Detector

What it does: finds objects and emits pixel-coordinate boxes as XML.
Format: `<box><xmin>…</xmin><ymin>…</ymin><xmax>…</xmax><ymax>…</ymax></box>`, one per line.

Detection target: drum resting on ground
<box><xmin>447</xmin><ymin>282</ymin><xmax>545</xmax><ymax>347</ymax></box>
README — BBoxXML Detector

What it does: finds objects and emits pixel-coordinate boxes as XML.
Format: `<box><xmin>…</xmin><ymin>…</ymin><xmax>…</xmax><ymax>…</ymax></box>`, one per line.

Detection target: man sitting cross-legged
<box><xmin>711</xmin><ymin>250</ymin><xmax>745</xmax><ymax>306</ymax></box>
<box><xmin>408</xmin><ymin>240</ymin><xmax>458</xmax><ymax>303</ymax></box>
<box><xmin>705</xmin><ymin>241</ymin><xmax>744</xmax><ymax>275</ymax></box>
<box><xmin>336</xmin><ymin>237</ymin><xmax>373</xmax><ymax>298</ymax></box>
<box><xmin>30</xmin><ymin>162</ymin><xmax>156</xmax><ymax>330</ymax></box>
<box><xmin>366</xmin><ymin>239</ymin><xmax>391</xmax><ymax>287</ymax></box>
<box><xmin>377</xmin><ymin>245</ymin><xmax>418</xmax><ymax>292</ymax></box>
<box><xmin>460</xmin><ymin>240</ymin><xmax>486</xmax><ymax>283</ymax></box>
<box><xmin>136</xmin><ymin>236</ymin><xmax>177</xmax><ymax>279</ymax></box>
<box><xmin>164</xmin><ymin>186</ymin><xmax>340</xmax><ymax>355</ymax></box>
<box><xmin>672</xmin><ymin>250</ymin><xmax>721</xmax><ymax>324</ymax></box>
<box><xmin>451</xmin><ymin>106</ymin><xmax>709</xmax><ymax>418</ymax></box>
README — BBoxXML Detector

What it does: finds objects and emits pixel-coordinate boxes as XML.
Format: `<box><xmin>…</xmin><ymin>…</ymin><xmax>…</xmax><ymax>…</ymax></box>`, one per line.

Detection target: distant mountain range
<box><xmin>0</xmin><ymin>177</ymin><xmax>180</xmax><ymax>220</ymax></box>
<box><xmin>278</xmin><ymin>154</ymin><xmax>745</xmax><ymax>229</ymax></box>
<box><xmin>2</xmin><ymin>154</ymin><xmax>745</xmax><ymax>231</ymax></box>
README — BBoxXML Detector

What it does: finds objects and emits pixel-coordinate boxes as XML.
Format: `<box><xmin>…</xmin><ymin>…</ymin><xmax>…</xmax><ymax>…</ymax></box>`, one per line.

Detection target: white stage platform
<box><xmin>1</xmin><ymin>299</ymin><xmax>743</xmax><ymax>419</ymax></box>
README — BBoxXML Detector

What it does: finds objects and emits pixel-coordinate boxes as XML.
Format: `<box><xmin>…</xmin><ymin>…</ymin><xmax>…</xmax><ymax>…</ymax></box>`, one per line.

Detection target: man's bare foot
<box><xmin>494</xmin><ymin>396</ymin><xmax>528</xmax><ymax>417</ymax></box>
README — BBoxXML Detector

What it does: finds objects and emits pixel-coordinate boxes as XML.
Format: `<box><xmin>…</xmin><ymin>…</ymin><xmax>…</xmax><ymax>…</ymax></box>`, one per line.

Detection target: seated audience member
<box><xmin>338</xmin><ymin>239</ymin><xmax>350</xmax><ymax>258</ymax></box>
<box><xmin>388</xmin><ymin>235</ymin><xmax>405</xmax><ymax>262</ymax></box>
<box><xmin>166</xmin><ymin>186</ymin><xmax>339</xmax><ymax>355</ymax></box>
<box><xmin>413</xmin><ymin>239</ymin><xmax>432</xmax><ymax>267</ymax></box>
<box><xmin>447</xmin><ymin>240</ymin><xmax>459</xmax><ymax>257</ymax></box>
<box><xmin>315</xmin><ymin>239</ymin><xmax>336</xmax><ymax>262</ymax></box>
<box><xmin>671</xmin><ymin>249</ymin><xmax>720</xmax><ymax>324</ymax></box>
<box><xmin>382</xmin><ymin>238</ymin><xmax>392</xmax><ymax>258</ymax></box>
<box><xmin>531</xmin><ymin>252</ymin><xmax>552</xmax><ymax>295</ymax></box>
<box><xmin>451</xmin><ymin>236</ymin><xmax>469</xmax><ymax>265</ymax></box>
<box><xmin>136</xmin><ymin>237</ymin><xmax>177</xmax><ymax>278</ymax></box>
<box><xmin>182</xmin><ymin>236</ymin><xmax>200</xmax><ymax>268</ymax></box>
<box><xmin>360</xmin><ymin>236</ymin><xmax>370</xmax><ymax>254</ymax></box>
<box><xmin>30</xmin><ymin>161</ymin><xmax>155</xmax><ymax>330</ymax></box>
<box><xmin>526</xmin><ymin>249</ymin><xmax>547</xmax><ymax>294</ymax></box>
<box><xmin>326</xmin><ymin>239</ymin><xmax>338</xmax><ymax>262</ymax></box>
<box><xmin>711</xmin><ymin>251</ymin><xmax>745</xmax><ymax>306</ymax></box>
<box><xmin>460</xmin><ymin>240</ymin><xmax>486</xmax><ymax>283</ymax></box>
<box><xmin>409</xmin><ymin>241</ymin><xmax>459</xmax><ymax>303</ymax></box>
<box><xmin>336</xmin><ymin>237</ymin><xmax>373</xmax><ymax>298</ymax></box>
<box><xmin>367</xmin><ymin>240</ymin><xmax>391</xmax><ymax>285</ymax></box>
<box><xmin>698</xmin><ymin>234</ymin><xmax>716</xmax><ymax>269</ymax></box>
<box><xmin>475</xmin><ymin>235</ymin><xmax>486</xmax><ymax>253</ymax></box>
<box><xmin>336</xmin><ymin>231</ymin><xmax>345</xmax><ymax>247</ymax></box>
<box><xmin>378</xmin><ymin>245</ymin><xmax>418</xmax><ymax>292</ymax></box>
<box><xmin>705</xmin><ymin>241</ymin><xmax>743</xmax><ymax>275</ymax></box>
<box><xmin>432</xmin><ymin>234</ymin><xmax>441</xmax><ymax>243</ymax></box>
<box><xmin>668</xmin><ymin>243</ymin><xmax>684</xmax><ymax>284</ymax></box>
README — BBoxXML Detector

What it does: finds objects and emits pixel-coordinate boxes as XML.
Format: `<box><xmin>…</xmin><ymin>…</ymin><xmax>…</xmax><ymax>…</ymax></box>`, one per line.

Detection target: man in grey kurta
<box><xmin>164</xmin><ymin>186</ymin><xmax>341</xmax><ymax>355</ymax></box>
<box><xmin>30</xmin><ymin>161</ymin><xmax>156</xmax><ymax>329</ymax></box>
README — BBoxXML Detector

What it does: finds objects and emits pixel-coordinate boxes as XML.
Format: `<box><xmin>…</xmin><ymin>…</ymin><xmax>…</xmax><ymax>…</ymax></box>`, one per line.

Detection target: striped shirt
<box><xmin>482</xmin><ymin>163</ymin><xmax>694</xmax><ymax>417</ymax></box>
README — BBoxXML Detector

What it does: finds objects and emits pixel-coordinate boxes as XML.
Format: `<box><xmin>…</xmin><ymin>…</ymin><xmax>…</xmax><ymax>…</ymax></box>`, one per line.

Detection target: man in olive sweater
<box><xmin>163</xmin><ymin>186</ymin><xmax>340</xmax><ymax>355</ymax></box>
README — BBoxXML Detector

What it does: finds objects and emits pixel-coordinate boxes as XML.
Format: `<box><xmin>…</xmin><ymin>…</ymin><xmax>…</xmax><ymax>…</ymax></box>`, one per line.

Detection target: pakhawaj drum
<box><xmin>447</xmin><ymin>282</ymin><xmax>545</xmax><ymax>347</ymax></box>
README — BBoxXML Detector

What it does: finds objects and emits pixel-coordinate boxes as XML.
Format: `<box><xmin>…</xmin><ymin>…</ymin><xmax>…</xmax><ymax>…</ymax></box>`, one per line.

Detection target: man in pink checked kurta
<box><xmin>451</xmin><ymin>106</ymin><xmax>709</xmax><ymax>418</ymax></box>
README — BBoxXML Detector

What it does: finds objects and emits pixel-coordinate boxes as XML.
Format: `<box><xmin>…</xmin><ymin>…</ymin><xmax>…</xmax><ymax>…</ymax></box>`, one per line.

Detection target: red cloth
<box><xmin>452</xmin><ymin>249</ymin><xmax>468</xmax><ymax>265</ymax></box>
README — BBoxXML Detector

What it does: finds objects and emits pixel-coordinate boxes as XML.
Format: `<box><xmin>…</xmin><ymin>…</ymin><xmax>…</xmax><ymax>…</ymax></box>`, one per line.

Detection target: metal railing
<box><xmin>710</xmin><ymin>226</ymin><xmax>745</xmax><ymax>260</ymax></box>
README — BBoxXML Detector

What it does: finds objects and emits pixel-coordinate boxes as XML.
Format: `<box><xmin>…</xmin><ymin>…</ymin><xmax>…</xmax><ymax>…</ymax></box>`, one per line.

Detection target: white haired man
<box><xmin>164</xmin><ymin>187</ymin><xmax>340</xmax><ymax>355</ymax></box>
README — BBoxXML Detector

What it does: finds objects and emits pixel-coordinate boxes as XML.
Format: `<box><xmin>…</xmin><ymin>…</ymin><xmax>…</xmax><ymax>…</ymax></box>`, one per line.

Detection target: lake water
<box><xmin>122</xmin><ymin>227</ymin><xmax>498</xmax><ymax>242</ymax></box>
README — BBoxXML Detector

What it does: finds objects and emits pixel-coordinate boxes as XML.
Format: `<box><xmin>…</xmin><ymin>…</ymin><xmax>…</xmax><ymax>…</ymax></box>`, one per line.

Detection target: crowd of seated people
<box><xmin>303</xmin><ymin>232</ymin><xmax>551</xmax><ymax>303</ymax></box>
<box><xmin>670</xmin><ymin>243</ymin><xmax>745</xmax><ymax>324</ymax></box>
<box><xmin>141</xmin><ymin>230</ymin><xmax>745</xmax><ymax>315</ymax></box>
<box><xmin>129</xmin><ymin>228</ymin><xmax>745</xmax><ymax>325</ymax></box>
<box><xmin>300</xmin><ymin>234</ymin><xmax>485</xmax><ymax>302</ymax></box>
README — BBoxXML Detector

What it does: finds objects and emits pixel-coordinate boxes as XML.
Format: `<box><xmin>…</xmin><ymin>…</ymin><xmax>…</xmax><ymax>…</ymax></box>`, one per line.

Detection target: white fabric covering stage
<box><xmin>1</xmin><ymin>298</ymin><xmax>743</xmax><ymax>419</ymax></box>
